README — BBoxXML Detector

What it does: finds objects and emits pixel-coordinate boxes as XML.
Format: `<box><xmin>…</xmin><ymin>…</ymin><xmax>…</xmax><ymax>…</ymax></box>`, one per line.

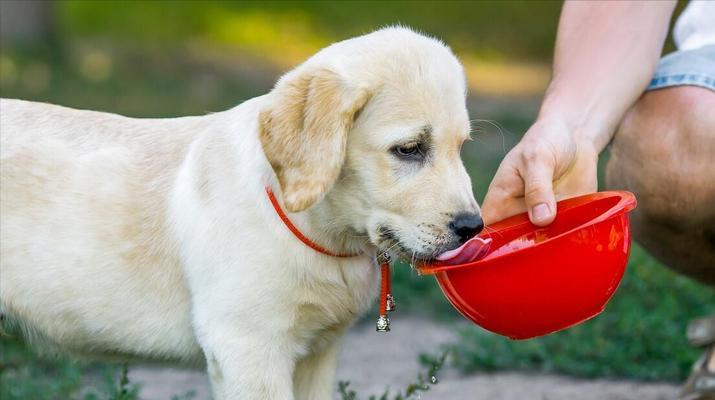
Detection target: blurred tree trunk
<box><xmin>0</xmin><ymin>0</ymin><xmax>55</xmax><ymax>47</ymax></box>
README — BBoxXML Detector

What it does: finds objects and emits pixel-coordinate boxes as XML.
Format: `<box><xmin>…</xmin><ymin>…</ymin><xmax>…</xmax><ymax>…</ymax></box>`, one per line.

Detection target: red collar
<box><xmin>265</xmin><ymin>187</ymin><xmax>357</xmax><ymax>258</ymax></box>
<box><xmin>265</xmin><ymin>186</ymin><xmax>395</xmax><ymax>332</ymax></box>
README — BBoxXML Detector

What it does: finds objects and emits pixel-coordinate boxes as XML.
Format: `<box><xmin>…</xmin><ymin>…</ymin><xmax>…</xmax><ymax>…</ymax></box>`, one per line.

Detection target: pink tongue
<box><xmin>436</xmin><ymin>236</ymin><xmax>492</xmax><ymax>264</ymax></box>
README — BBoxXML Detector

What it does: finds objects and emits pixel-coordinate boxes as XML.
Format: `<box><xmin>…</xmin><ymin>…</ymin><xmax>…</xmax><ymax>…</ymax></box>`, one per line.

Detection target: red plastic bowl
<box><xmin>418</xmin><ymin>191</ymin><xmax>637</xmax><ymax>340</ymax></box>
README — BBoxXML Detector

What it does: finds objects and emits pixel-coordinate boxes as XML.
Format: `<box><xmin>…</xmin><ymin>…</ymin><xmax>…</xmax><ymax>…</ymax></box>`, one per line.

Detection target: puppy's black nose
<box><xmin>449</xmin><ymin>212</ymin><xmax>484</xmax><ymax>244</ymax></box>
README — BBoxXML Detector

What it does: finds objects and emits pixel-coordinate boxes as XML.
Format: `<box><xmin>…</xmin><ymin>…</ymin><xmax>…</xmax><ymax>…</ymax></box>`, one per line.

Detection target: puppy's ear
<box><xmin>259</xmin><ymin>68</ymin><xmax>369</xmax><ymax>212</ymax></box>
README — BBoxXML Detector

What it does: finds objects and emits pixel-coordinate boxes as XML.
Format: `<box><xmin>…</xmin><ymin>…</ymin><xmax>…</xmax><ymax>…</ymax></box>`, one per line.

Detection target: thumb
<box><xmin>523</xmin><ymin>157</ymin><xmax>557</xmax><ymax>226</ymax></box>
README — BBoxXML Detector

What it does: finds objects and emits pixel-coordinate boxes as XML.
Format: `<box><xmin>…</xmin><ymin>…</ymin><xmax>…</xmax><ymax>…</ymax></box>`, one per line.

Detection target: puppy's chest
<box><xmin>290</xmin><ymin>260</ymin><xmax>377</xmax><ymax>350</ymax></box>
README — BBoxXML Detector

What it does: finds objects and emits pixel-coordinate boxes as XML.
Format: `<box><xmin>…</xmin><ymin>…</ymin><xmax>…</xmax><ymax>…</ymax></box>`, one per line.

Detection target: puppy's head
<box><xmin>260</xmin><ymin>27</ymin><xmax>480</xmax><ymax>262</ymax></box>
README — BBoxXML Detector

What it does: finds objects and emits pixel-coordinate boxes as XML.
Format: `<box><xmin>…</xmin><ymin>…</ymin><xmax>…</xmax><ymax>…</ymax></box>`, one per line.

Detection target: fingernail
<box><xmin>532</xmin><ymin>203</ymin><xmax>551</xmax><ymax>222</ymax></box>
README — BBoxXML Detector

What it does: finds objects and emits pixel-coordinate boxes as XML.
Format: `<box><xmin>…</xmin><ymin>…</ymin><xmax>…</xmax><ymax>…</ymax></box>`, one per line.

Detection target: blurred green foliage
<box><xmin>0</xmin><ymin>45</ymin><xmax>262</xmax><ymax>117</ymax></box>
<box><xmin>56</xmin><ymin>1</ymin><xmax>562</xmax><ymax>61</ymax></box>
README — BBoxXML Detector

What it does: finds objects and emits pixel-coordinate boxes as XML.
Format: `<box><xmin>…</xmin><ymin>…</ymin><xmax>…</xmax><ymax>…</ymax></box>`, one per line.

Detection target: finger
<box><xmin>522</xmin><ymin>154</ymin><xmax>557</xmax><ymax>226</ymax></box>
<box><xmin>482</xmin><ymin>194</ymin><xmax>526</xmax><ymax>225</ymax></box>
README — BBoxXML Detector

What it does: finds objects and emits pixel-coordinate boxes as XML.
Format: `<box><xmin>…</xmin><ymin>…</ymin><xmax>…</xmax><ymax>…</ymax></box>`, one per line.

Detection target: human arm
<box><xmin>481</xmin><ymin>0</ymin><xmax>676</xmax><ymax>226</ymax></box>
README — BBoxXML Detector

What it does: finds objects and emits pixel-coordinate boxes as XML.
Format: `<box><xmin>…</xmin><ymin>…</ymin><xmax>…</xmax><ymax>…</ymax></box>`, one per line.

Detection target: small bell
<box><xmin>377</xmin><ymin>251</ymin><xmax>391</xmax><ymax>265</ymax></box>
<box><xmin>376</xmin><ymin>314</ymin><xmax>390</xmax><ymax>332</ymax></box>
<box><xmin>386</xmin><ymin>293</ymin><xmax>396</xmax><ymax>312</ymax></box>
<box><xmin>376</xmin><ymin>251</ymin><xmax>393</xmax><ymax>333</ymax></box>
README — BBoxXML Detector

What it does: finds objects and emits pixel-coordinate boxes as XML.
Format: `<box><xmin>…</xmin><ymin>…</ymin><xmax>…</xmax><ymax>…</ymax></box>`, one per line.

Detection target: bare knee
<box><xmin>605</xmin><ymin>86</ymin><xmax>715</xmax><ymax>283</ymax></box>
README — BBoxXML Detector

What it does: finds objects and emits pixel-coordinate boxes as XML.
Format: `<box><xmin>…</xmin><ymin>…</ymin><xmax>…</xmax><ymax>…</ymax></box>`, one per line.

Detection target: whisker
<box><xmin>470</xmin><ymin>118</ymin><xmax>508</xmax><ymax>155</ymax></box>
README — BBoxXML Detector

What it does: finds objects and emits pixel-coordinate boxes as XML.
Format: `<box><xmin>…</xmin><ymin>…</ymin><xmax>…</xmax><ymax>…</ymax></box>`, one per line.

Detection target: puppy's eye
<box><xmin>392</xmin><ymin>142</ymin><xmax>423</xmax><ymax>160</ymax></box>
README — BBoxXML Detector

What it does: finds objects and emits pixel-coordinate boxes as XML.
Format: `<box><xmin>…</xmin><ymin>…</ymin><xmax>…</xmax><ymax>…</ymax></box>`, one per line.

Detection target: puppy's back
<box><xmin>0</xmin><ymin>99</ymin><xmax>204</xmax><ymax>362</ymax></box>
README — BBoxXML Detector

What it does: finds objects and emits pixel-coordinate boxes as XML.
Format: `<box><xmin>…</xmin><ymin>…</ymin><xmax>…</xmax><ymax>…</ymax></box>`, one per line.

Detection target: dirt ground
<box><xmin>127</xmin><ymin>316</ymin><xmax>679</xmax><ymax>400</ymax></box>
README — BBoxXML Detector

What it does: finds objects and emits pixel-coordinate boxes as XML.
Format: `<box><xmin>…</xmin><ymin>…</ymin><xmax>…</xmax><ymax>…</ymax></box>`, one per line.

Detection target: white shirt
<box><xmin>674</xmin><ymin>0</ymin><xmax>715</xmax><ymax>50</ymax></box>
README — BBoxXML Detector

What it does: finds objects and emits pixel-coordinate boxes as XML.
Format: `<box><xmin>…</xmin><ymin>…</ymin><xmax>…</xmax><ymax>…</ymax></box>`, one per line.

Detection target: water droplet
<box><xmin>430</xmin><ymin>375</ymin><xmax>439</xmax><ymax>384</ymax></box>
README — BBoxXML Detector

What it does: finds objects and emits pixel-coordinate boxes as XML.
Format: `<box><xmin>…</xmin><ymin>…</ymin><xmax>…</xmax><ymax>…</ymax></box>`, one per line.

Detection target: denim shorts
<box><xmin>647</xmin><ymin>44</ymin><xmax>715</xmax><ymax>92</ymax></box>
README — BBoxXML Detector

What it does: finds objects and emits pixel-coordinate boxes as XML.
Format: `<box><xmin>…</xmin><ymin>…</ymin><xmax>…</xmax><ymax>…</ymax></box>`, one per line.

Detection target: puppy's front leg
<box><xmin>197</xmin><ymin>322</ymin><xmax>296</xmax><ymax>400</ymax></box>
<box><xmin>293</xmin><ymin>339</ymin><xmax>341</xmax><ymax>400</ymax></box>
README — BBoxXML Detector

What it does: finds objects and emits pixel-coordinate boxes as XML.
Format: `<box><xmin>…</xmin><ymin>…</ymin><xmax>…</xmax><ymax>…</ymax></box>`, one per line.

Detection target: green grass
<box><xmin>0</xmin><ymin>335</ymin><xmax>141</xmax><ymax>400</ymax></box>
<box><xmin>338</xmin><ymin>351</ymin><xmax>449</xmax><ymax>400</ymax></box>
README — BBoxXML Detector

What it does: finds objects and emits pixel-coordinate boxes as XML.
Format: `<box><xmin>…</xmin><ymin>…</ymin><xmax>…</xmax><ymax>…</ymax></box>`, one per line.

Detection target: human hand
<box><xmin>478</xmin><ymin>0</ymin><xmax>675</xmax><ymax>227</ymax></box>
<box><xmin>481</xmin><ymin>118</ymin><xmax>599</xmax><ymax>226</ymax></box>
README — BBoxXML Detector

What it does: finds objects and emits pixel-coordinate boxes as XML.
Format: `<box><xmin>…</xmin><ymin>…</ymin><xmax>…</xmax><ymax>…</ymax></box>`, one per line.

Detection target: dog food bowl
<box><xmin>418</xmin><ymin>191</ymin><xmax>637</xmax><ymax>340</ymax></box>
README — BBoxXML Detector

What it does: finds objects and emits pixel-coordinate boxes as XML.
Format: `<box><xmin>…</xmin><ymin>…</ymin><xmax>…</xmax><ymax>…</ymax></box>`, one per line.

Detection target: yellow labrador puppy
<box><xmin>0</xmin><ymin>27</ymin><xmax>482</xmax><ymax>399</ymax></box>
